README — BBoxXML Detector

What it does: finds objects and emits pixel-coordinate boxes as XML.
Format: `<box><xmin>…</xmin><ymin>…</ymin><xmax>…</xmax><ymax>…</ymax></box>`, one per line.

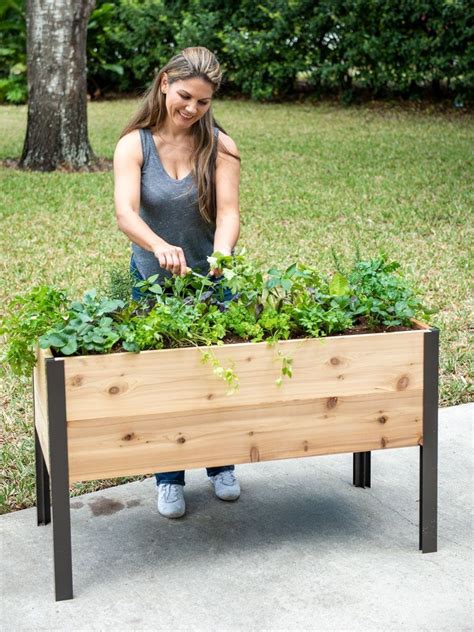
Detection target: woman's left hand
<box><xmin>209</xmin><ymin>248</ymin><xmax>233</xmax><ymax>278</ymax></box>
<box><xmin>209</xmin><ymin>266</ymin><xmax>222</xmax><ymax>278</ymax></box>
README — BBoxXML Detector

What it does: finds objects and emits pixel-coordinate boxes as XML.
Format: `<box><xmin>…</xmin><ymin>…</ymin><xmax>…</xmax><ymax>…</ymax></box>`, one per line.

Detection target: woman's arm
<box><xmin>113</xmin><ymin>131</ymin><xmax>187</xmax><ymax>276</ymax></box>
<box><xmin>210</xmin><ymin>132</ymin><xmax>241</xmax><ymax>274</ymax></box>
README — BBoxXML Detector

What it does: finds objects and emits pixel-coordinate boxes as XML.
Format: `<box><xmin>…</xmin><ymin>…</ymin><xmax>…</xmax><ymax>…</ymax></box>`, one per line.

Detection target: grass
<box><xmin>1</xmin><ymin>98</ymin><xmax>473</xmax><ymax>514</ymax></box>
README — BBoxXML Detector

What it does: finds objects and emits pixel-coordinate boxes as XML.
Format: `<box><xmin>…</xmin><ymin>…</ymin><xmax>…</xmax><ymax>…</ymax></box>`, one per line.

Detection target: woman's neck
<box><xmin>156</xmin><ymin>118</ymin><xmax>193</xmax><ymax>144</ymax></box>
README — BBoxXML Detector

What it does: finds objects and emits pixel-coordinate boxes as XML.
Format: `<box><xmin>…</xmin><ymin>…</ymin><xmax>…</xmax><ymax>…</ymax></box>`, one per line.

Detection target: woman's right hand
<box><xmin>153</xmin><ymin>242</ymin><xmax>188</xmax><ymax>276</ymax></box>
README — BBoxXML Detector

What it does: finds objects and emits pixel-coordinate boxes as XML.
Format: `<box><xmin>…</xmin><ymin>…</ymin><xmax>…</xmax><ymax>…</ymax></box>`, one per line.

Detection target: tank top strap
<box><xmin>138</xmin><ymin>128</ymin><xmax>154</xmax><ymax>166</ymax></box>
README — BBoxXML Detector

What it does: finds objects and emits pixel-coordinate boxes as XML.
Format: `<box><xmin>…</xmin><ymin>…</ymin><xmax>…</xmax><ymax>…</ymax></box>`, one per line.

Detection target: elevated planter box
<box><xmin>33</xmin><ymin>321</ymin><xmax>439</xmax><ymax>601</ymax></box>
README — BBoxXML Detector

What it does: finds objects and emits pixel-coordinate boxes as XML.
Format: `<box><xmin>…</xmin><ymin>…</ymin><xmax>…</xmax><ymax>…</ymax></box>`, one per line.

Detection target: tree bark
<box><xmin>20</xmin><ymin>0</ymin><xmax>96</xmax><ymax>171</ymax></box>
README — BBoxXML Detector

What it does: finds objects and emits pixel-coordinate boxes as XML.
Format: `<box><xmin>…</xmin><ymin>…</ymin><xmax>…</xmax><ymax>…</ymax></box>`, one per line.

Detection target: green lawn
<box><xmin>1</xmin><ymin>99</ymin><xmax>473</xmax><ymax>513</ymax></box>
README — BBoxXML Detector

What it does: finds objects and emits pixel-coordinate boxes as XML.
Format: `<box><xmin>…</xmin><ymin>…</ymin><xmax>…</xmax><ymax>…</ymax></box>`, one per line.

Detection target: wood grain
<box><xmin>33</xmin><ymin>346</ymin><xmax>52</xmax><ymax>471</ymax></box>
<box><xmin>67</xmin><ymin>389</ymin><xmax>423</xmax><ymax>482</ymax></box>
<box><xmin>62</xmin><ymin>330</ymin><xmax>425</xmax><ymax>422</ymax></box>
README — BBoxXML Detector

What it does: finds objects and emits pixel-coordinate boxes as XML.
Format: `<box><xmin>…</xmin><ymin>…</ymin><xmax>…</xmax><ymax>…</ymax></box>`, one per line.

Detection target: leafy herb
<box><xmin>1</xmin><ymin>250</ymin><xmax>432</xmax><ymax>383</ymax></box>
<box><xmin>100</xmin><ymin>265</ymin><xmax>136</xmax><ymax>302</ymax></box>
<box><xmin>0</xmin><ymin>286</ymin><xmax>68</xmax><ymax>375</ymax></box>
<box><xmin>39</xmin><ymin>291</ymin><xmax>125</xmax><ymax>356</ymax></box>
<box><xmin>348</xmin><ymin>254</ymin><xmax>431</xmax><ymax>328</ymax></box>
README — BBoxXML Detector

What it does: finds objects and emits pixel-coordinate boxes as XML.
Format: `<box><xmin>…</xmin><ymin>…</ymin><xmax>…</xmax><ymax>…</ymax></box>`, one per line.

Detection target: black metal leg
<box><xmin>364</xmin><ymin>451</ymin><xmax>371</xmax><ymax>488</ymax></box>
<box><xmin>353</xmin><ymin>451</ymin><xmax>371</xmax><ymax>488</ymax></box>
<box><xmin>419</xmin><ymin>445</ymin><xmax>423</xmax><ymax>551</ymax></box>
<box><xmin>46</xmin><ymin>358</ymin><xmax>73</xmax><ymax>601</ymax></box>
<box><xmin>419</xmin><ymin>328</ymin><xmax>439</xmax><ymax>553</ymax></box>
<box><xmin>34</xmin><ymin>426</ymin><xmax>51</xmax><ymax>525</ymax></box>
<box><xmin>353</xmin><ymin>453</ymin><xmax>362</xmax><ymax>486</ymax></box>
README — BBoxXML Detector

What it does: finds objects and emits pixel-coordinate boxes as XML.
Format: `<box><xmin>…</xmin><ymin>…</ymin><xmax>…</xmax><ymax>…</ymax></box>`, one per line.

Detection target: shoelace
<box><xmin>215</xmin><ymin>471</ymin><xmax>237</xmax><ymax>486</ymax></box>
<box><xmin>160</xmin><ymin>484</ymin><xmax>182</xmax><ymax>503</ymax></box>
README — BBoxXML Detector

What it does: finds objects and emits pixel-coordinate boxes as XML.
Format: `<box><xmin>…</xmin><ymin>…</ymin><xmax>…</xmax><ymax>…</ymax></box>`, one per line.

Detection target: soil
<box><xmin>332</xmin><ymin>317</ymin><xmax>414</xmax><ymax>336</ymax></box>
<box><xmin>219</xmin><ymin>318</ymin><xmax>413</xmax><ymax>346</ymax></box>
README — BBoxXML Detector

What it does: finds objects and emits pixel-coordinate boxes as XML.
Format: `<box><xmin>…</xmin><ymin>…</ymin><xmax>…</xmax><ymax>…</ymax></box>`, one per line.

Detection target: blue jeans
<box><xmin>130</xmin><ymin>257</ymin><xmax>234</xmax><ymax>303</ymax></box>
<box><xmin>130</xmin><ymin>256</ymin><xmax>235</xmax><ymax>486</ymax></box>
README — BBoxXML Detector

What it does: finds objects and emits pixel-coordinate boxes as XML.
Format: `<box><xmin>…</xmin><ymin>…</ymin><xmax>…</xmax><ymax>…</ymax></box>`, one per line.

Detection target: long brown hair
<box><xmin>121</xmin><ymin>46</ymin><xmax>239</xmax><ymax>225</ymax></box>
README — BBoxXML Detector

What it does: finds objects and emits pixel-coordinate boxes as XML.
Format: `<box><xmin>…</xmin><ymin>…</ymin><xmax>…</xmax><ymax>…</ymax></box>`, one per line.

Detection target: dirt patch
<box><xmin>1</xmin><ymin>158</ymin><xmax>113</xmax><ymax>172</ymax></box>
<box><xmin>88</xmin><ymin>497</ymin><xmax>125</xmax><ymax>516</ymax></box>
<box><xmin>126</xmin><ymin>499</ymin><xmax>141</xmax><ymax>508</ymax></box>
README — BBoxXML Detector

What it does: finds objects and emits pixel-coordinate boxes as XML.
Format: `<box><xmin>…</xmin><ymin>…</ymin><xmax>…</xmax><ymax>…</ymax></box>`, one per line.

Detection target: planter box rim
<box><xmin>39</xmin><ymin>319</ymin><xmax>433</xmax><ymax>364</ymax></box>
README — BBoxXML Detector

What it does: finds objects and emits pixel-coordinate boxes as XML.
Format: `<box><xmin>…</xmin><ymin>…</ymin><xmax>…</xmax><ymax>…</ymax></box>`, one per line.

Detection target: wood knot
<box><xmin>177</xmin><ymin>436</ymin><xmax>186</xmax><ymax>444</ymax></box>
<box><xmin>330</xmin><ymin>357</ymin><xmax>340</xmax><ymax>366</ymax></box>
<box><xmin>207</xmin><ymin>393</ymin><xmax>214</xmax><ymax>400</ymax></box>
<box><xmin>381</xmin><ymin>436</ymin><xmax>388</xmax><ymax>448</ymax></box>
<box><xmin>378</xmin><ymin>415</ymin><xmax>387</xmax><ymax>424</ymax></box>
<box><xmin>337</xmin><ymin>374</ymin><xmax>344</xmax><ymax>380</ymax></box>
<box><xmin>326</xmin><ymin>397</ymin><xmax>338</xmax><ymax>409</ymax></box>
<box><xmin>71</xmin><ymin>375</ymin><xmax>83</xmax><ymax>387</ymax></box>
<box><xmin>108</xmin><ymin>385</ymin><xmax>120</xmax><ymax>395</ymax></box>
<box><xmin>246</xmin><ymin>356</ymin><xmax>253</xmax><ymax>362</ymax></box>
<box><xmin>250</xmin><ymin>446</ymin><xmax>260</xmax><ymax>462</ymax></box>
<box><xmin>303</xmin><ymin>440</ymin><xmax>309</xmax><ymax>452</ymax></box>
<box><xmin>248</xmin><ymin>431</ymin><xmax>254</xmax><ymax>436</ymax></box>
<box><xmin>397</xmin><ymin>375</ymin><xmax>410</xmax><ymax>390</ymax></box>
<box><xmin>122</xmin><ymin>433</ymin><xmax>135</xmax><ymax>441</ymax></box>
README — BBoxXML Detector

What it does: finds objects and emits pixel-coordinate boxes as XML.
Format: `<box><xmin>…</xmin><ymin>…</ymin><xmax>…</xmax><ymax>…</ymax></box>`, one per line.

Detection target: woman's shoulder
<box><xmin>215</xmin><ymin>128</ymin><xmax>240</xmax><ymax>159</ymax></box>
<box><xmin>114</xmin><ymin>128</ymin><xmax>144</xmax><ymax>165</ymax></box>
<box><xmin>116</xmin><ymin>128</ymin><xmax>143</xmax><ymax>149</ymax></box>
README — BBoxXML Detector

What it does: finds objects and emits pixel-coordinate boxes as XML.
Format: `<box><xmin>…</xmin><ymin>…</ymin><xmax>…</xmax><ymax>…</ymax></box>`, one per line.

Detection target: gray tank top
<box><xmin>131</xmin><ymin>127</ymin><xmax>217</xmax><ymax>282</ymax></box>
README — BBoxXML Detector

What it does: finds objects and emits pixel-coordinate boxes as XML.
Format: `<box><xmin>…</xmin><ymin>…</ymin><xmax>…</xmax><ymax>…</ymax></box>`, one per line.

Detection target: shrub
<box><xmin>2</xmin><ymin>0</ymin><xmax>471</xmax><ymax>104</ymax></box>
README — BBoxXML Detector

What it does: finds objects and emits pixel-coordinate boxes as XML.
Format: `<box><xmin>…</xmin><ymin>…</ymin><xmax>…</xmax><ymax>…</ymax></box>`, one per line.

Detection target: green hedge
<box><xmin>1</xmin><ymin>0</ymin><xmax>472</xmax><ymax>104</ymax></box>
<box><xmin>0</xmin><ymin>0</ymin><xmax>27</xmax><ymax>104</ymax></box>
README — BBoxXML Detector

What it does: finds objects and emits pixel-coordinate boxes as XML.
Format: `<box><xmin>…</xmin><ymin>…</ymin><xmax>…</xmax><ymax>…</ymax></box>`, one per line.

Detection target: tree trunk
<box><xmin>20</xmin><ymin>0</ymin><xmax>96</xmax><ymax>171</ymax></box>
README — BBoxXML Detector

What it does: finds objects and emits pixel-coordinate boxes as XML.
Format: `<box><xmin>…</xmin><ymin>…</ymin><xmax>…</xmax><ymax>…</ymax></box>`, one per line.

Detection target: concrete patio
<box><xmin>1</xmin><ymin>403</ymin><xmax>472</xmax><ymax>631</ymax></box>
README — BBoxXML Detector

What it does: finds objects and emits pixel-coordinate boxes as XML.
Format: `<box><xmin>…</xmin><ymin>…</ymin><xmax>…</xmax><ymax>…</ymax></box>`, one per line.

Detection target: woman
<box><xmin>113</xmin><ymin>47</ymin><xmax>241</xmax><ymax>519</ymax></box>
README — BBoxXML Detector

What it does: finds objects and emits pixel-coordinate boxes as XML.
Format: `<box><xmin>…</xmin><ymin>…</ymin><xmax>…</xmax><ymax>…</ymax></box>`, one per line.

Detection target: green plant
<box><xmin>0</xmin><ymin>286</ymin><xmax>68</xmax><ymax>375</ymax></box>
<box><xmin>3</xmin><ymin>0</ymin><xmax>472</xmax><ymax>103</ymax></box>
<box><xmin>274</xmin><ymin>349</ymin><xmax>294</xmax><ymax>387</ymax></box>
<box><xmin>39</xmin><ymin>290</ymin><xmax>126</xmax><ymax>355</ymax></box>
<box><xmin>0</xmin><ymin>72</ymin><xmax>27</xmax><ymax>104</ymax></box>
<box><xmin>348</xmin><ymin>254</ymin><xmax>432</xmax><ymax>328</ymax></box>
<box><xmin>221</xmin><ymin>302</ymin><xmax>263</xmax><ymax>341</ymax></box>
<box><xmin>199</xmin><ymin>348</ymin><xmax>240</xmax><ymax>395</ymax></box>
<box><xmin>0</xmin><ymin>0</ymin><xmax>27</xmax><ymax>104</ymax></box>
<box><xmin>1</xmin><ymin>251</ymin><xmax>432</xmax><ymax>389</ymax></box>
<box><xmin>100</xmin><ymin>265</ymin><xmax>136</xmax><ymax>302</ymax></box>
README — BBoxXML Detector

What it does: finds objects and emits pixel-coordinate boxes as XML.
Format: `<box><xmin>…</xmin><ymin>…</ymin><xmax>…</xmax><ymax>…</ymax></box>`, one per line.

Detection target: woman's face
<box><xmin>161</xmin><ymin>74</ymin><xmax>214</xmax><ymax>128</ymax></box>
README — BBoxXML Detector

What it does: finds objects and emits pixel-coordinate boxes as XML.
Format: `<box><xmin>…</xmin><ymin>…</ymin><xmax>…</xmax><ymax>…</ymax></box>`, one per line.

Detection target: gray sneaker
<box><xmin>209</xmin><ymin>471</ymin><xmax>241</xmax><ymax>501</ymax></box>
<box><xmin>157</xmin><ymin>483</ymin><xmax>186</xmax><ymax>518</ymax></box>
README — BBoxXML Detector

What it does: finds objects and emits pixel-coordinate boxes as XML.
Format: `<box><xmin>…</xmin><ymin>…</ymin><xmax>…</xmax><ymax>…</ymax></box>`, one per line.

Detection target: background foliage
<box><xmin>1</xmin><ymin>0</ymin><xmax>472</xmax><ymax>104</ymax></box>
<box><xmin>0</xmin><ymin>0</ymin><xmax>27</xmax><ymax>104</ymax></box>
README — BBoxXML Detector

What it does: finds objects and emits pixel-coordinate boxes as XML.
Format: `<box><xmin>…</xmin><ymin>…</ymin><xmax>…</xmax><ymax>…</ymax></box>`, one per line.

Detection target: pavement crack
<box><xmin>434</xmin><ymin>534</ymin><xmax>470</xmax><ymax>549</ymax></box>
<box><xmin>367</xmin><ymin>492</ymin><xmax>418</xmax><ymax>527</ymax></box>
